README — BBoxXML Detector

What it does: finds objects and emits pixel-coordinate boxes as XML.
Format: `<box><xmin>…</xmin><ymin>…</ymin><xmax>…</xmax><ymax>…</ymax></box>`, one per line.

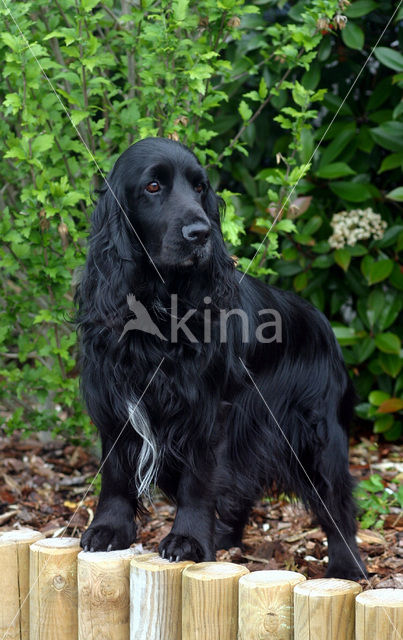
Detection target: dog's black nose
<box><xmin>182</xmin><ymin>221</ymin><xmax>211</xmax><ymax>245</ymax></box>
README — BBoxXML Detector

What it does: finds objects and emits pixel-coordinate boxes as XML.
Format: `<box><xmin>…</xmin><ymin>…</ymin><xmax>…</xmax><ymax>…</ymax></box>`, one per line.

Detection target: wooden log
<box><xmin>29</xmin><ymin>537</ymin><xmax>81</xmax><ymax>640</ymax></box>
<box><xmin>130</xmin><ymin>554</ymin><xmax>193</xmax><ymax>640</ymax></box>
<box><xmin>238</xmin><ymin>569</ymin><xmax>306</xmax><ymax>640</ymax></box>
<box><xmin>355</xmin><ymin>589</ymin><xmax>403</xmax><ymax>640</ymax></box>
<box><xmin>294</xmin><ymin>578</ymin><xmax>362</xmax><ymax>640</ymax></box>
<box><xmin>182</xmin><ymin>561</ymin><xmax>249</xmax><ymax>640</ymax></box>
<box><xmin>0</xmin><ymin>529</ymin><xmax>43</xmax><ymax>640</ymax></box>
<box><xmin>78</xmin><ymin>548</ymin><xmax>141</xmax><ymax>640</ymax></box>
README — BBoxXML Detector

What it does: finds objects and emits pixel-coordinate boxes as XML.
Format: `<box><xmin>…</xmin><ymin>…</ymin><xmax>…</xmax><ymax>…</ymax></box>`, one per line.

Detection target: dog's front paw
<box><xmin>81</xmin><ymin>519</ymin><xmax>136</xmax><ymax>552</ymax></box>
<box><xmin>159</xmin><ymin>533</ymin><xmax>215</xmax><ymax>563</ymax></box>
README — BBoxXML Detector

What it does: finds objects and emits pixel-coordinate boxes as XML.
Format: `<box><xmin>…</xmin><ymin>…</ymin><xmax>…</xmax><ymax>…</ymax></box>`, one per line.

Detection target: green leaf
<box><xmin>275</xmin><ymin>219</ymin><xmax>296</xmax><ymax>233</ymax></box>
<box><xmin>376</xmin><ymin>294</ymin><xmax>402</xmax><ymax>331</ymax></box>
<box><xmin>357</xmin><ymin>126</ymin><xmax>374</xmax><ymax>153</ymax></box>
<box><xmin>374</xmin><ymin>332</ymin><xmax>402</xmax><ymax>355</ymax></box>
<box><xmin>33</xmin><ymin>309</ymin><xmax>54</xmax><ymax>324</ymax></box>
<box><xmin>390</xmin><ymin>263</ymin><xmax>403</xmax><ymax>290</ymax></box>
<box><xmin>334</xmin><ymin>248</ymin><xmax>351</xmax><ymax>271</ymax></box>
<box><xmin>275</xmin><ymin>263</ymin><xmax>303</xmax><ymax>276</ymax></box>
<box><xmin>172</xmin><ymin>0</ymin><xmax>189</xmax><ymax>21</ymax></box>
<box><xmin>355</xmin><ymin>402</ymin><xmax>371</xmax><ymax>419</ymax></box>
<box><xmin>258</xmin><ymin>77</ymin><xmax>268</xmax><ymax>100</ymax></box>
<box><xmin>393</xmin><ymin>101</ymin><xmax>403</xmax><ymax>119</ymax></box>
<box><xmin>379</xmin><ymin>353</ymin><xmax>402</xmax><ymax>378</ymax></box>
<box><xmin>293</xmin><ymin>233</ymin><xmax>314</xmax><ymax>246</ymax></box>
<box><xmin>367</xmin><ymin>260</ymin><xmax>394</xmax><ymax>285</ymax></box>
<box><xmin>354</xmin><ymin>336</ymin><xmax>376</xmax><ymax>363</ymax></box>
<box><xmin>315</xmin><ymin>163</ymin><xmax>356</xmax><ymax>179</ymax></box>
<box><xmin>379</xmin><ymin>153</ymin><xmax>403</xmax><ymax>174</ymax></box>
<box><xmin>341</xmin><ymin>22</ymin><xmax>364</xmax><ymax>51</ymax></box>
<box><xmin>367</xmin><ymin>78</ymin><xmax>392</xmax><ymax>111</ymax></box>
<box><xmin>371</xmin><ymin>122</ymin><xmax>403</xmax><ymax>153</ymax></box>
<box><xmin>319</xmin><ymin>128</ymin><xmax>356</xmax><ymax>166</ymax></box>
<box><xmin>322</xmin><ymin>93</ymin><xmax>353</xmax><ymax>116</ymax></box>
<box><xmin>329</xmin><ymin>182</ymin><xmax>372</xmax><ymax>202</ymax></box>
<box><xmin>374</xmin><ymin>47</ymin><xmax>403</xmax><ymax>72</ymax></box>
<box><xmin>31</xmin><ymin>134</ymin><xmax>54</xmax><ymax>154</ymax></box>
<box><xmin>397</xmin><ymin>484</ymin><xmax>403</xmax><ymax>509</ymax></box>
<box><xmin>386</xmin><ymin>187</ymin><xmax>403</xmax><ymax>201</ymax></box>
<box><xmin>291</xmin><ymin>81</ymin><xmax>309</xmax><ymax>108</ymax></box>
<box><xmin>384</xmin><ymin>421</ymin><xmax>402</xmax><ymax>441</ymax></box>
<box><xmin>364</xmin><ymin>289</ymin><xmax>384</xmax><ymax>327</ymax></box>
<box><xmin>359</xmin><ymin>474</ymin><xmax>384</xmax><ymax>493</ymax></box>
<box><xmin>313</xmin><ymin>254</ymin><xmax>334</xmax><ymax>269</ymax></box>
<box><xmin>293</xmin><ymin>271</ymin><xmax>308</xmax><ymax>291</ymax></box>
<box><xmin>1</xmin><ymin>32</ymin><xmax>21</xmax><ymax>51</ymax></box>
<box><xmin>362</xmin><ymin>258</ymin><xmax>393</xmax><ymax>285</ymax></box>
<box><xmin>332</xmin><ymin>326</ymin><xmax>357</xmax><ymax>346</ymax></box>
<box><xmin>345</xmin><ymin>0</ymin><xmax>377</xmax><ymax>17</ymax></box>
<box><xmin>239</xmin><ymin>100</ymin><xmax>252</xmax><ymax>122</ymax></box>
<box><xmin>302</xmin><ymin>216</ymin><xmax>322</xmax><ymax>235</ymax></box>
<box><xmin>301</xmin><ymin>62</ymin><xmax>320</xmax><ymax>90</ymax></box>
<box><xmin>71</xmin><ymin>110</ymin><xmax>90</xmax><ymax>126</ymax></box>
<box><xmin>346</xmin><ymin>244</ymin><xmax>368</xmax><ymax>256</ymax></box>
<box><xmin>299</xmin><ymin>129</ymin><xmax>314</xmax><ymax>163</ymax></box>
<box><xmin>369</xmin><ymin>390</ymin><xmax>390</xmax><ymax>406</ymax></box>
<box><xmin>373</xmin><ymin>414</ymin><xmax>394</xmax><ymax>433</ymax></box>
<box><xmin>377</xmin><ymin>225</ymin><xmax>403</xmax><ymax>249</ymax></box>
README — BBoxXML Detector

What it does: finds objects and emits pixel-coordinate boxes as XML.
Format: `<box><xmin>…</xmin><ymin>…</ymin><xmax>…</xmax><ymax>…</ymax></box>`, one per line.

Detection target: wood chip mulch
<box><xmin>0</xmin><ymin>430</ymin><xmax>402</xmax><ymax>590</ymax></box>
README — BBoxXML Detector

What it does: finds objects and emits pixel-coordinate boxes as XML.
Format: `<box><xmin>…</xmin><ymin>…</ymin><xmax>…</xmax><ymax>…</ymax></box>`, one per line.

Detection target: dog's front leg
<box><xmin>158</xmin><ymin>465</ymin><xmax>216</xmax><ymax>562</ymax></box>
<box><xmin>81</xmin><ymin>444</ymin><xmax>137</xmax><ymax>552</ymax></box>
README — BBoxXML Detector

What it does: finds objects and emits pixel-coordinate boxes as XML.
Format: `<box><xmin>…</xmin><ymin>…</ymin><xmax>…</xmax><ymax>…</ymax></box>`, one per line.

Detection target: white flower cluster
<box><xmin>328</xmin><ymin>208</ymin><xmax>387</xmax><ymax>249</ymax></box>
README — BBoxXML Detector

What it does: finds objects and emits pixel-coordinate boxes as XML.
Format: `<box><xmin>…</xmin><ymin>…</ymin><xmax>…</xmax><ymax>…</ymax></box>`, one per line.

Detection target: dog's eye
<box><xmin>145</xmin><ymin>181</ymin><xmax>160</xmax><ymax>193</ymax></box>
<box><xmin>194</xmin><ymin>183</ymin><xmax>204</xmax><ymax>193</ymax></box>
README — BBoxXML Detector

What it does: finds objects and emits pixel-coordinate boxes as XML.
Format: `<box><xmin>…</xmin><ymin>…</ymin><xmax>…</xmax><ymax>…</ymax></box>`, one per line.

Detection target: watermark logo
<box><xmin>119</xmin><ymin>294</ymin><xmax>167</xmax><ymax>342</ymax></box>
<box><xmin>119</xmin><ymin>293</ymin><xmax>282</xmax><ymax>344</ymax></box>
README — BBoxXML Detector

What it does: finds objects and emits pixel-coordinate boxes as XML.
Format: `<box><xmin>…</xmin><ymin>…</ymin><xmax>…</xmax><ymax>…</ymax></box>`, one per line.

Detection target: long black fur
<box><xmin>76</xmin><ymin>137</ymin><xmax>366</xmax><ymax>579</ymax></box>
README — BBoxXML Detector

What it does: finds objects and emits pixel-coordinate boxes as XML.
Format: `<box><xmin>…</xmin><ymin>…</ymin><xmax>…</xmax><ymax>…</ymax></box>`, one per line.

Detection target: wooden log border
<box><xmin>0</xmin><ymin>530</ymin><xmax>401</xmax><ymax>640</ymax></box>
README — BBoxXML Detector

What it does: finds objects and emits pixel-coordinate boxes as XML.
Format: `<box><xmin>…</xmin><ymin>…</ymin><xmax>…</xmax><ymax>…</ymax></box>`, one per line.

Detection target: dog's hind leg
<box><xmin>300</xmin><ymin>425</ymin><xmax>367</xmax><ymax>581</ymax></box>
<box><xmin>215</xmin><ymin>495</ymin><xmax>254</xmax><ymax>550</ymax></box>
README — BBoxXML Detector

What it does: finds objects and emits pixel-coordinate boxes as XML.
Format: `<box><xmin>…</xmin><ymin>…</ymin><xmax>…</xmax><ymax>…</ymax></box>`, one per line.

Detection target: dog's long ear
<box><xmin>91</xmin><ymin>176</ymin><xmax>138</xmax><ymax>262</ymax></box>
<box><xmin>76</xmin><ymin>174</ymin><xmax>139</xmax><ymax>325</ymax></box>
<box><xmin>204</xmin><ymin>186</ymin><xmax>238</xmax><ymax>306</ymax></box>
<box><xmin>204</xmin><ymin>185</ymin><xmax>224</xmax><ymax>225</ymax></box>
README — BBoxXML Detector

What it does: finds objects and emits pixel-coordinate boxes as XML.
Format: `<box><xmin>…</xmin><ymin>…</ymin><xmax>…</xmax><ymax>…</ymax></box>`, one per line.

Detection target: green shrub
<box><xmin>212</xmin><ymin>0</ymin><xmax>403</xmax><ymax>440</ymax></box>
<box><xmin>0</xmin><ymin>0</ymin><xmax>401</xmax><ymax>442</ymax></box>
<box><xmin>355</xmin><ymin>473</ymin><xmax>403</xmax><ymax>529</ymax></box>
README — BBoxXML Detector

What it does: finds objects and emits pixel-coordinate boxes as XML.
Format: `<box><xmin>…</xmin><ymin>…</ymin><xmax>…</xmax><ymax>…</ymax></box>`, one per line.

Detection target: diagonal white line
<box><xmin>240</xmin><ymin>1</ymin><xmax>403</xmax><ymax>282</ymax></box>
<box><xmin>0</xmin><ymin>357</ymin><xmax>165</xmax><ymax>640</ymax></box>
<box><xmin>0</xmin><ymin>0</ymin><xmax>165</xmax><ymax>284</ymax></box>
<box><xmin>238</xmin><ymin>356</ymin><xmax>367</xmax><ymax>578</ymax></box>
<box><xmin>239</xmin><ymin>357</ymin><xmax>402</xmax><ymax>639</ymax></box>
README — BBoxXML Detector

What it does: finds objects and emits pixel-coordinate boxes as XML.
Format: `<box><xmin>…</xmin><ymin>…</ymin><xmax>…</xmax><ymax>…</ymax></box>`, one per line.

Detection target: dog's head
<box><xmin>93</xmin><ymin>137</ymin><xmax>225</xmax><ymax>272</ymax></box>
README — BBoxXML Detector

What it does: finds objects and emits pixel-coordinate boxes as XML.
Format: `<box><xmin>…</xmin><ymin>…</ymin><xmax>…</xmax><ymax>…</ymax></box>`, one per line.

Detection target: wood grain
<box><xmin>238</xmin><ymin>569</ymin><xmax>306</xmax><ymax>640</ymax></box>
<box><xmin>78</xmin><ymin>548</ymin><xmax>140</xmax><ymax>640</ymax></box>
<box><xmin>294</xmin><ymin>578</ymin><xmax>362</xmax><ymax>640</ymax></box>
<box><xmin>29</xmin><ymin>537</ymin><xmax>80</xmax><ymax>640</ymax></box>
<box><xmin>355</xmin><ymin>588</ymin><xmax>403</xmax><ymax>640</ymax></box>
<box><xmin>130</xmin><ymin>554</ymin><xmax>193</xmax><ymax>640</ymax></box>
<box><xmin>0</xmin><ymin>529</ymin><xmax>43</xmax><ymax>640</ymax></box>
<box><xmin>182</xmin><ymin>561</ymin><xmax>249</xmax><ymax>640</ymax></box>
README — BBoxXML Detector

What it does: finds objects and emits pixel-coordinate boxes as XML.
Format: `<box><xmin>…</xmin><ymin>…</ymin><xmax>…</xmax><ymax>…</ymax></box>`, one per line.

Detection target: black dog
<box><xmin>77</xmin><ymin>137</ymin><xmax>366</xmax><ymax>580</ymax></box>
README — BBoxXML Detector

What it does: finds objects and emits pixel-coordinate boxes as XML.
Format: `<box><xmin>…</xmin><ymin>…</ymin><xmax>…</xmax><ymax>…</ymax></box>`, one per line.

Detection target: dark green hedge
<box><xmin>0</xmin><ymin>0</ymin><xmax>402</xmax><ymax>441</ymax></box>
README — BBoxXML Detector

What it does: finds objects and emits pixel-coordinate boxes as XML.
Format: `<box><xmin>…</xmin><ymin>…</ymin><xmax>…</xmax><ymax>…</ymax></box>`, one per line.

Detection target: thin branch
<box><xmin>54</xmin><ymin>0</ymin><xmax>72</xmax><ymax>27</ymax></box>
